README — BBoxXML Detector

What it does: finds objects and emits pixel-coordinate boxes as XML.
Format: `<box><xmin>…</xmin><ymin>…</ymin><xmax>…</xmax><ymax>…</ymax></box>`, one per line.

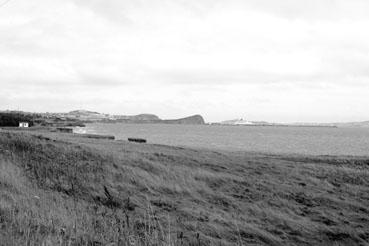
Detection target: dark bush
<box><xmin>0</xmin><ymin>113</ymin><xmax>35</xmax><ymax>127</ymax></box>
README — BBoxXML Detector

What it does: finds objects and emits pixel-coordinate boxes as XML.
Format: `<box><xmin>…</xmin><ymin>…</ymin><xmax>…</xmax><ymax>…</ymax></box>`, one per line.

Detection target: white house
<box><xmin>19</xmin><ymin>122</ymin><xmax>29</xmax><ymax>128</ymax></box>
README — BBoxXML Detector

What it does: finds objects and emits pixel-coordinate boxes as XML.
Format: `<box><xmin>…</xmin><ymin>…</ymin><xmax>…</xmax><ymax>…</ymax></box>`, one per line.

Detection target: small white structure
<box><xmin>19</xmin><ymin>122</ymin><xmax>29</xmax><ymax>128</ymax></box>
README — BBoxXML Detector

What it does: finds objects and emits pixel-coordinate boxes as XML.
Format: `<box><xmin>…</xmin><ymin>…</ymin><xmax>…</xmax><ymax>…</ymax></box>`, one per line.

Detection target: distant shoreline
<box><xmin>209</xmin><ymin>123</ymin><xmax>338</xmax><ymax>128</ymax></box>
<box><xmin>83</xmin><ymin>121</ymin><xmax>338</xmax><ymax>128</ymax></box>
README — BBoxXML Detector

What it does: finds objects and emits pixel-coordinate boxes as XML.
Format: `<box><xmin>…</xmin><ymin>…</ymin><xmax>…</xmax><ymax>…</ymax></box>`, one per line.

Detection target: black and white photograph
<box><xmin>1</xmin><ymin>0</ymin><xmax>369</xmax><ymax>245</ymax></box>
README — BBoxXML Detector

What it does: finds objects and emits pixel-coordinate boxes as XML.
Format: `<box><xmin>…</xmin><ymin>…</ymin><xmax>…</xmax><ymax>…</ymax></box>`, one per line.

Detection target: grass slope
<box><xmin>0</xmin><ymin>130</ymin><xmax>369</xmax><ymax>245</ymax></box>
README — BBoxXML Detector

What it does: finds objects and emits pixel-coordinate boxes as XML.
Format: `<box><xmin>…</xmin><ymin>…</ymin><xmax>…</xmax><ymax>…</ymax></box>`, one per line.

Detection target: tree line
<box><xmin>0</xmin><ymin>112</ymin><xmax>36</xmax><ymax>127</ymax></box>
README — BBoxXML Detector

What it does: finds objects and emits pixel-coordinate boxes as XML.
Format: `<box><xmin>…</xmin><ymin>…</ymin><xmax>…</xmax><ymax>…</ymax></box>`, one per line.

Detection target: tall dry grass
<box><xmin>1</xmin><ymin>130</ymin><xmax>369</xmax><ymax>245</ymax></box>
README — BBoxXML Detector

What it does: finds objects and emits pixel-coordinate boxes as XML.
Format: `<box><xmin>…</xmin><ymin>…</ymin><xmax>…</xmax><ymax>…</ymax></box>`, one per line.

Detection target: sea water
<box><xmin>74</xmin><ymin>123</ymin><xmax>369</xmax><ymax>156</ymax></box>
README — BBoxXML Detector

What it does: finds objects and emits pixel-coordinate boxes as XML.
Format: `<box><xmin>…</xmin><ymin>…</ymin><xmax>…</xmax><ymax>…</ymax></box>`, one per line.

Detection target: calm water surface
<box><xmin>74</xmin><ymin>123</ymin><xmax>369</xmax><ymax>156</ymax></box>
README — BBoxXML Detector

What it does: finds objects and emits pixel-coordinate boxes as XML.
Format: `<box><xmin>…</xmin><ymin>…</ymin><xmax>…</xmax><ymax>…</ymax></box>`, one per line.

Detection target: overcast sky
<box><xmin>1</xmin><ymin>0</ymin><xmax>369</xmax><ymax>122</ymax></box>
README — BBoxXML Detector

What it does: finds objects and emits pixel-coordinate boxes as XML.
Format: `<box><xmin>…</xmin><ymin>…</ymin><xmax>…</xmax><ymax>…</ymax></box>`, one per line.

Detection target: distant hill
<box><xmin>128</xmin><ymin>114</ymin><xmax>160</xmax><ymax>121</ymax></box>
<box><xmin>218</xmin><ymin>118</ymin><xmax>275</xmax><ymax>126</ymax></box>
<box><xmin>59</xmin><ymin>110</ymin><xmax>161</xmax><ymax>122</ymax></box>
<box><xmin>0</xmin><ymin>110</ymin><xmax>205</xmax><ymax>126</ymax></box>
<box><xmin>68</xmin><ymin>110</ymin><xmax>101</xmax><ymax>115</ymax></box>
<box><xmin>63</xmin><ymin>110</ymin><xmax>204</xmax><ymax>125</ymax></box>
<box><xmin>220</xmin><ymin>119</ymin><xmax>254</xmax><ymax>125</ymax></box>
<box><xmin>110</xmin><ymin>114</ymin><xmax>161</xmax><ymax>121</ymax></box>
<box><xmin>162</xmin><ymin>115</ymin><xmax>205</xmax><ymax>125</ymax></box>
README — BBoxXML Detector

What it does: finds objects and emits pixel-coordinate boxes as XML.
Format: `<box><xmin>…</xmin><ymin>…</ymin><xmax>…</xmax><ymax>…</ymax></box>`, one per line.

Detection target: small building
<box><xmin>19</xmin><ymin>122</ymin><xmax>29</xmax><ymax>128</ymax></box>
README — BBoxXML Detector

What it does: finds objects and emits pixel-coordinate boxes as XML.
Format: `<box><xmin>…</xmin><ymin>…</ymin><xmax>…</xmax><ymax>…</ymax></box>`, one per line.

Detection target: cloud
<box><xmin>1</xmin><ymin>0</ymin><xmax>369</xmax><ymax>121</ymax></box>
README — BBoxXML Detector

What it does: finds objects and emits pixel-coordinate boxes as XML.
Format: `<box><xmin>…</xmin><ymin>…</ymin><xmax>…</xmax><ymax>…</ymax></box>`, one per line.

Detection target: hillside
<box><xmin>162</xmin><ymin>115</ymin><xmax>205</xmax><ymax>125</ymax></box>
<box><xmin>64</xmin><ymin>111</ymin><xmax>205</xmax><ymax>124</ymax></box>
<box><xmin>0</xmin><ymin>110</ymin><xmax>206</xmax><ymax>126</ymax></box>
<box><xmin>0</xmin><ymin>130</ymin><xmax>368</xmax><ymax>245</ymax></box>
<box><xmin>124</xmin><ymin>114</ymin><xmax>160</xmax><ymax>121</ymax></box>
<box><xmin>67</xmin><ymin>110</ymin><xmax>160</xmax><ymax>122</ymax></box>
<box><xmin>68</xmin><ymin>110</ymin><xmax>101</xmax><ymax>116</ymax></box>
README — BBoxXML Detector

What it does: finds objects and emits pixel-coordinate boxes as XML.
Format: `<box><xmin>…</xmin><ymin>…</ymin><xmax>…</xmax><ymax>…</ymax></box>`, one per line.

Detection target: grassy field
<box><xmin>0</xmin><ymin>130</ymin><xmax>368</xmax><ymax>245</ymax></box>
